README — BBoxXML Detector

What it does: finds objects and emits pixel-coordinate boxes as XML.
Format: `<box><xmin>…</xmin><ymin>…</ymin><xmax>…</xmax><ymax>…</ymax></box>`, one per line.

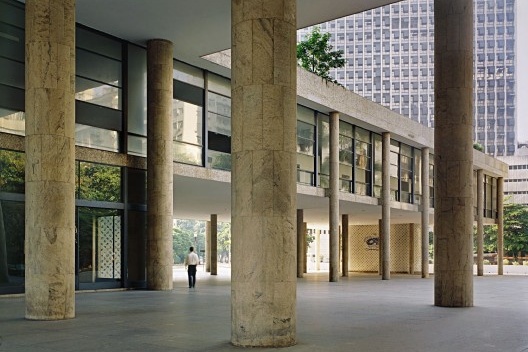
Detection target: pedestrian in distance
<box><xmin>185</xmin><ymin>246</ymin><xmax>200</xmax><ymax>288</ymax></box>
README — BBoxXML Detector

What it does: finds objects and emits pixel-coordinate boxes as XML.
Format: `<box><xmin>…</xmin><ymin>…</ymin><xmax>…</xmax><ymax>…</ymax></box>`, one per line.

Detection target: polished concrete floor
<box><xmin>1</xmin><ymin>266</ymin><xmax>527</xmax><ymax>352</ymax></box>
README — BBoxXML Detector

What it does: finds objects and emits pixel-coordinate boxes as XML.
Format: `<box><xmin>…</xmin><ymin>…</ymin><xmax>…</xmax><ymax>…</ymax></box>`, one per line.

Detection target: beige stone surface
<box><xmin>329</xmin><ymin>112</ymin><xmax>340</xmax><ymax>282</ymax></box>
<box><xmin>231</xmin><ymin>0</ymin><xmax>297</xmax><ymax>346</ymax></box>
<box><xmin>433</xmin><ymin>0</ymin><xmax>474</xmax><ymax>307</ymax></box>
<box><xmin>24</xmin><ymin>0</ymin><xmax>76</xmax><ymax>321</ymax></box>
<box><xmin>146</xmin><ymin>39</ymin><xmax>174</xmax><ymax>290</ymax></box>
<box><xmin>25</xmin><ymin>0</ymin><xmax>75</xmax><ymax>320</ymax></box>
<box><xmin>497</xmin><ymin>177</ymin><xmax>504</xmax><ymax>275</ymax></box>
<box><xmin>421</xmin><ymin>148</ymin><xmax>430</xmax><ymax>278</ymax></box>
<box><xmin>476</xmin><ymin>170</ymin><xmax>484</xmax><ymax>276</ymax></box>
<box><xmin>210</xmin><ymin>214</ymin><xmax>218</xmax><ymax>275</ymax></box>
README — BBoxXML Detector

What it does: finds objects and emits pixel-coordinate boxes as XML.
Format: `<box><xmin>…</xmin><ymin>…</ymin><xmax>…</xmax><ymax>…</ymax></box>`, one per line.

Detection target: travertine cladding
<box><xmin>206</xmin><ymin>221</ymin><xmax>211</xmax><ymax>272</ymax></box>
<box><xmin>231</xmin><ymin>0</ymin><xmax>297</xmax><ymax>347</ymax></box>
<box><xmin>497</xmin><ymin>178</ymin><xmax>504</xmax><ymax>275</ymax></box>
<box><xmin>24</xmin><ymin>0</ymin><xmax>76</xmax><ymax>320</ymax></box>
<box><xmin>421</xmin><ymin>148</ymin><xmax>430</xmax><ymax>278</ymax></box>
<box><xmin>381</xmin><ymin>132</ymin><xmax>391</xmax><ymax>280</ymax></box>
<box><xmin>434</xmin><ymin>0</ymin><xmax>474</xmax><ymax>307</ymax></box>
<box><xmin>329</xmin><ymin>112</ymin><xmax>340</xmax><ymax>282</ymax></box>
<box><xmin>210</xmin><ymin>214</ymin><xmax>218</xmax><ymax>275</ymax></box>
<box><xmin>476</xmin><ymin>169</ymin><xmax>484</xmax><ymax>276</ymax></box>
<box><xmin>146</xmin><ymin>39</ymin><xmax>174</xmax><ymax>291</ymax></box>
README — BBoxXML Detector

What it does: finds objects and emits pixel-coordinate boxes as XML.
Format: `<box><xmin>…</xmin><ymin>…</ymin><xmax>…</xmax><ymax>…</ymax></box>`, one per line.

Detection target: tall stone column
<box><xmin>25</xmin><ymin>0</ymin><xmax>76</xmax><ymax>321</ymax></box>
<box><xmin>329</xmin><ymin>111</ymin><xmax>340</xmax><ymax>282</ymax></box>
<box><xmin>409</xmin><ymin>224</ymin><xmax>415</xmax><ymax>274</ymax></box>
<box><xmin>434</xmin><ymin>0</ymin><xmax>474</xmax><ymax>307</ymax></box>
<box><xmin>381</xmin><ymin>132</ymin><xmax>391</xmax><ymax>280</ymax></box>
<box><xmin>296</xmin><ymin>210</ymin><xmax>304</xmax><ymax>278</ymax></box>
<box><xmin>316</xmin><ymin>230</ymin><xmax>321</xmax><ymax>271</ymax></box>
<box><xmin>211</xmin><ymin>214</ymin><xmax>218</xmax><ymax>275</ymax></box>
<box><xmin>303</xmin><ymin>222</ymin><xmax>308</xmax><ymax>274</ymax></box>
<box><xmin>231</xmin><ymin>0</ymin><xmax>297</xmax><ymax>346</ymax></box>
<box><xmin>421</xmin><ymin>148</ymin><xmax>430</xmax><ymax>278</ymax></box>
<box><xmin>497</xmin><ymin>177</ymin><xmax>504</xmax><ymax>275</ymax></box>
<box><xmin>342</xmin><ymin>214</ymin><xmax>349</xmax><ymax>277</ymax></box>
<box><xmin>146</xmin><ymin>39</ymin><xmax>174</xmax><ymax>291</ymax></box>
<box><xmin>206</xmin><ymin>221</ymin><xmax>211</xmax><ymax>272</ymax></box>
<box><xmin>476</xmin><ymin>169</ymin><xmax>484</xmax><ymax>276</ymax></box>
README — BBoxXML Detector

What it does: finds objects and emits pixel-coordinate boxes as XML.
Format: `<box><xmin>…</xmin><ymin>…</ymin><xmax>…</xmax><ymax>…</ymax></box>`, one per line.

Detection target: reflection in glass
<box><xmin>78</xmin><ymin>162</ymin><xmax>121</xmax><ymax>202</ymax></box>
<box><xmin>76</xmin><ymin>77</ymin><xmax>121</xmax><ymax>110</ymax></box>
<box><xmin>77</xmin><ymin>207</ymin><xmax>122</xmax><ymax>285</ymax></box>
<box><xmin>0</xmin><ymin>201</ymin><xmax>25</xmax><ymax>291</ymax></box>
<box><xmin>174</xmin><ymin>141</ymin><xmax>202</xmax><ymax>166</ymax></box>
<box><xmin>373</xmin><ymin>134</ymin><xmax>382</xmax><ymax>198</ymax></box>
<box><xmin>0</xmin><ymin>108</ymin><xmax>24</xmax><ymax>136</ymax></box>
<box><xmin>128</xmin><ymin>135</ymin><xmax>147</xmax><ymax>157</ymax></box>
<box><xmin>76</xmin><ymin>48</ymin><xmax>122</xmax><ymax>87</ymax></box>
<box><xmin>208</xmin><ymin>150</ymin><xmax>231</xmax><ymax>171</ymax></box>
<box><xmin>318</xmin><ymin>114</ymin><xmax>330</xmax><ymax>186</ymax></box>
<box><xmin>75</xmin><ymin>124</ymin><xmax>119</xmax><ymax>152</ymax></box>
<box><xmin>173</xmin><ymin>100</ymin><xmax>203</xmax><ymax>145</ymax></box>
<box><xmin>0</xmin><ymin>149</ymin><xmax>25</xmax><ymax>193</ymax></box>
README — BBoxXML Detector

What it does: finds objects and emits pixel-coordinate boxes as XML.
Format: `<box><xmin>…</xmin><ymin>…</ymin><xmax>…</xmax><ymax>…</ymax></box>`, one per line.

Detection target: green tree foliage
<box><xmin>482</xmin><ymin>202</ymin><xmax>528</xmax><ymax>258</ymax></box>
<box><xmin>78</xmin><ymin>162</ymin><xmax>121</xmax><ymax>202</ymax></box>
<box><xmin>0</xmin><ymin>150</ymin><xmax>25</xmax><ymax>193</ymax></box>
<box><xmin>473</xmin><ymin>142</ymin><xmax>484</xmax><ymax>152</ymax></box>
<box><xmin>218</xmin><ymin>222</ymin><xmax>231</xmax><ymax>263</ymax></box>
<box><xmin>173</xmin><ymin>219</ymin><xmax>206</xmax><ymax>264</ymax></box>
<box><xmin>297</xmin><ymin>27</ymin><xmax>345</xmax><ymax>84</ymax></box>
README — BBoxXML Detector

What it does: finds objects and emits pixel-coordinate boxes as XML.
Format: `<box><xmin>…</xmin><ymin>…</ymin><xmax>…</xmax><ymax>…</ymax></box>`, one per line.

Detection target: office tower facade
<box><xmin>298</xmin><ymin>0</ymin><xmax>516</xmax><ymax>156</ymax></box>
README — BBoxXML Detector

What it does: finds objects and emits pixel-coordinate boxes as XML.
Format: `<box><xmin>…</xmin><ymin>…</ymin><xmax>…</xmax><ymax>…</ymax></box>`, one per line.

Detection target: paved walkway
<box><xmin>1</xmin><ymin>267</ymin><xmax>527</xmax><ymax>352</ymax></box>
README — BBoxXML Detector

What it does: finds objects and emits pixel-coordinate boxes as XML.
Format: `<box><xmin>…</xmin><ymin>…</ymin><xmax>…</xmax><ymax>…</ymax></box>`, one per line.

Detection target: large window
<box><xmin>373</xmin><ymin>134</ymin><xmax>382</xmax><ymax>198</ymax></box>
<box><xmin>77</xmin><ymin>161</ymin><xmax>121</xmax><ymax>202</ymax></box>
<box><xmin>400</xmin><ymin>144</ymin><xmax>413</xmax><ymax>203</ymax></box>
<box><xmin>317</xmin><ymin>113</ymin><xmax>330</xmax><ymax>188</ymax></box>
<box><xmin>297</xmin><ymin>106</ymin><xmax>316</xmax><ymax>185</ymax></box>
<box><xmin>355</xmin><ymin>127</ymin><xmax>372</xmax><ymax>196</ymax></box>
<box><xmin>207</xmin><ymin>74</ymin><xmax>231</xmax><ymax>171</ymax></box>
<box><xmin>0</xmin><ymin>0</ymin><xmax>25</xmax><ymax>136</ymax></box>
<box><xmin>75</xmin><ymin>27</ymin><xmax>123</xmax><ymax>152</ymax></box>
<box><xmin>0</xmin><ymin>149</ymin><xmax>25</xmax><ymax>194</ymax></box>
<box><xmin>413</xmin><ymin>149</ymin><xmax>422</xmax><ymax>205</ymax></box>
<box><xmin>339</xmin><ymin>121</ymin><xmax>353</xmax><ymax>192</ymax></box>
<box><xmin>173</xmin><ymin>61</ymin><xmax>205</xmax><ymax>166</ymax></box>
<box><xmin>389</xmin><ymin>140</ymin><xmax>400</xmax><ymax>201</ymax></box>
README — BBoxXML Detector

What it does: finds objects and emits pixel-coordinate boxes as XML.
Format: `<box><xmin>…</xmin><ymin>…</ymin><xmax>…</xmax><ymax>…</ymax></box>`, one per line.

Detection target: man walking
<box><xmin>185</xmin><ymin>246</ymin><xmax>200</xmax><ymax>288</ymax></box>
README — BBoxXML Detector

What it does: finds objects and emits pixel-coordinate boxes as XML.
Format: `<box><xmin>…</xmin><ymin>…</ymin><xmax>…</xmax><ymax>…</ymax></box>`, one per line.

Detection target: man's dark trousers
<box><xmin>188</xmin><ymin>265</ymin><xmax>197</xmax><ymax>288</ymax></box>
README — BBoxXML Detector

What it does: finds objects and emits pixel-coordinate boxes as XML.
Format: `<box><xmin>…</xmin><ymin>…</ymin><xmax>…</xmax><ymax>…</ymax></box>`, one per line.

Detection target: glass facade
<box><xmin>298</xmin><ymin>0</ymin><xmax>517</xmax><ymax>156</ymax></box>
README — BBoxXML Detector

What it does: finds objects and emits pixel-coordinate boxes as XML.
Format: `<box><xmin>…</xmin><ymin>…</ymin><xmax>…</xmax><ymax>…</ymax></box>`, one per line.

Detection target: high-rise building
<box><xmin>298</xmin><ymin>0</ymin><xmax>517</xmax><ymax>156</ymax></box>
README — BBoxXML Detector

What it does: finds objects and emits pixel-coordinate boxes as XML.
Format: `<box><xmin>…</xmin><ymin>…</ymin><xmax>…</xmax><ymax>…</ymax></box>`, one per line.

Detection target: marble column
<box><xmin>303</xmin><ymin>222</ymin><xmax>308</xmax><ymax>274</ymax></box>
<box><xmin>231</xmin><ymin>0</ymin><xmax>297</xmax><ymax>346</ymax></box>
<box><xmin>25</xmin><ymin>0</ymin><xmax>76</xmax><ymax>320</ymax></box>
<box><xmin>409</xmin><ymin>224</ymin><xmax>415</xmax><ymax>274</ymax></box>
<box><xmin>378</xmin><ymin>219</ymin><xmax>383</xmax><ymax>275</ymax></box>
<box><xmin>342</xmin><ymin>214</ymin><xmax>349</xmax><ymax>277</ymax></box>
<box><xmin>211</xmin><ymin>214</ymin><xmax>218</xmax><ymax>275</ymax></box>
<box><xmin>146</xmin><ymin>39</ymin><xmax>174</xmax><ymax>291</ymax></box>
<box><xmin>329</xmin><ymin>111</ymin><xmax>340</xmax><ymax>282</ymax></box>
<box><xmin>381</xmin><ymin>132</ymin><xmax>391</xmax><ymax>280</ymax></box>
<box><xmin>206</xmin><ymin>221</ymin><xmax>211</xmax><ymax>272</ymax></box>
<box><xmin>497</xmin><ymin>177</ymin><xmax>504</xmax><ymax>275</ymax></box>
<box><xmin>476</xmin><ymin>170</ymin><xmax>484</xmax><ymax>276</ymax></box>
<box><xmin>316</xmin><ymin>230</ymin><xmax>321</xmax><ymax>271</ymax></box>
<box><xmin>434</xmin><ymin>0</ymin><xmax>474</xmax><ymax>307</ymax></box>
<box><xmin>296</xmin><ymin>210</ymin><xmax>303</xmax><ymax>278</ymax></box>
<box><xmin>421</xmin><ymin>148</ymin><xmax>430</xmax><ymax>278</ymax></box>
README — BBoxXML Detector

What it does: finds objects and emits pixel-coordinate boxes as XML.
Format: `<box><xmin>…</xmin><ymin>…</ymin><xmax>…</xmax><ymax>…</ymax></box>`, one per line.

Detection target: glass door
<box><xmin>76</xmin><ymin>207</ymin><xmax>122</xmax><ymax>290</ymax></box>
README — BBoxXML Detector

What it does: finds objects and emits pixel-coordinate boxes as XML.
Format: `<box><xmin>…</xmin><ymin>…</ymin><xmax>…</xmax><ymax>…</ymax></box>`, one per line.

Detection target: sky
<box><xmin>517</xmin><ymin>0</ymin><xmax>528</xmax><ymax>142</ymax></box>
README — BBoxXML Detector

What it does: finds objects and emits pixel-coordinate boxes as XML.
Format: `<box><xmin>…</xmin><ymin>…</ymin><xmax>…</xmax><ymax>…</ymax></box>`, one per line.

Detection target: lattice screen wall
<box><xmin>98</xmin><ymin>216</ymin><xmax>121</xmax><ymax>279</ymax></box>
<box><xmin>348</xmin><ymin>224</ymin><xmax>422</xmax><ymax>273</ymax></box>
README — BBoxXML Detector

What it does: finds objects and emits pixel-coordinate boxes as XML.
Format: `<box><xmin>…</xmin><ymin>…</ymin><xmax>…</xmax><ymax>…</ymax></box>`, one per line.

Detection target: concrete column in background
<box><xmin>316</xmin><ymin>230</ymin><xmax>321</xmax><ymax>271</ymax></box>
<box><xmin>381</xmin><ymin>132</ymin><xmax>391</xmax><ymax>280</ymax></box>
<box><xmin>497</xmin><ymin>177</ymin><xmax>504</xmax><ymax>275</ymax></box>
<box><xmin>303</xmin><ymin>222</ymin><xmax>308</xmax><ymax>274</ymax></box>
<box><xmin>206</xmin><ymin>221</ymin><xmax>211</xmax><ymax>272</ymax></box>
<box><xmin>342</xmin><ymin>215</ymin><xmax>349</xmax><ymax>277</ymax></box>
<box><xmin>231</xmin><ymin>0</ymin><xmax>297</xmax><ymax>346</ymax></box>
<box><xmin>211</xmin><ymin>214</ymin><xmax>218</xmax><ymax>275</ymax></box>
<box><xmin>297</xmin><ymin>210</ymin><xmax>304</xmax><ymax>278</ymax></box>
<box><xmin>25</xmin><ymin>0</ymin><xmax>76</xmax><ymax>320</ymax></box>
<box><xmin>434</xmin><ymin>0</ymin><xmax>474</xmax><ymax>307</ymax></box>
<box><xmin>146</xmin><ymin>39</ymin><xmax>174</xmax><ymax>291</ymax></box>
<box><xmin>329</xmin><ymin>111</ymin><xmax>340</xmax><ymax>282</ymax></box>
<box><xmin>477</xmin><ymin>169</ymin><xmax>484</xmax><ymax>276</ymax></box>
<box><xmin>421</xmin><ymin>148</ymin><xmax>430</xmax><ymax>278</ymax></box>
<box><xmin>409</xmin><ymin>224</ymin><xmax>415</xmax><ymax>274</ymax></box>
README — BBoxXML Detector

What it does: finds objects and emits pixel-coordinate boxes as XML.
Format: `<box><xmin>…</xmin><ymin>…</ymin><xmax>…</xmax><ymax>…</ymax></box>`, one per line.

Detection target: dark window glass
<box><xmin>0</xmin><ymin>200</ymin><xmax>25</xmax><ymax>293</ymax></box>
